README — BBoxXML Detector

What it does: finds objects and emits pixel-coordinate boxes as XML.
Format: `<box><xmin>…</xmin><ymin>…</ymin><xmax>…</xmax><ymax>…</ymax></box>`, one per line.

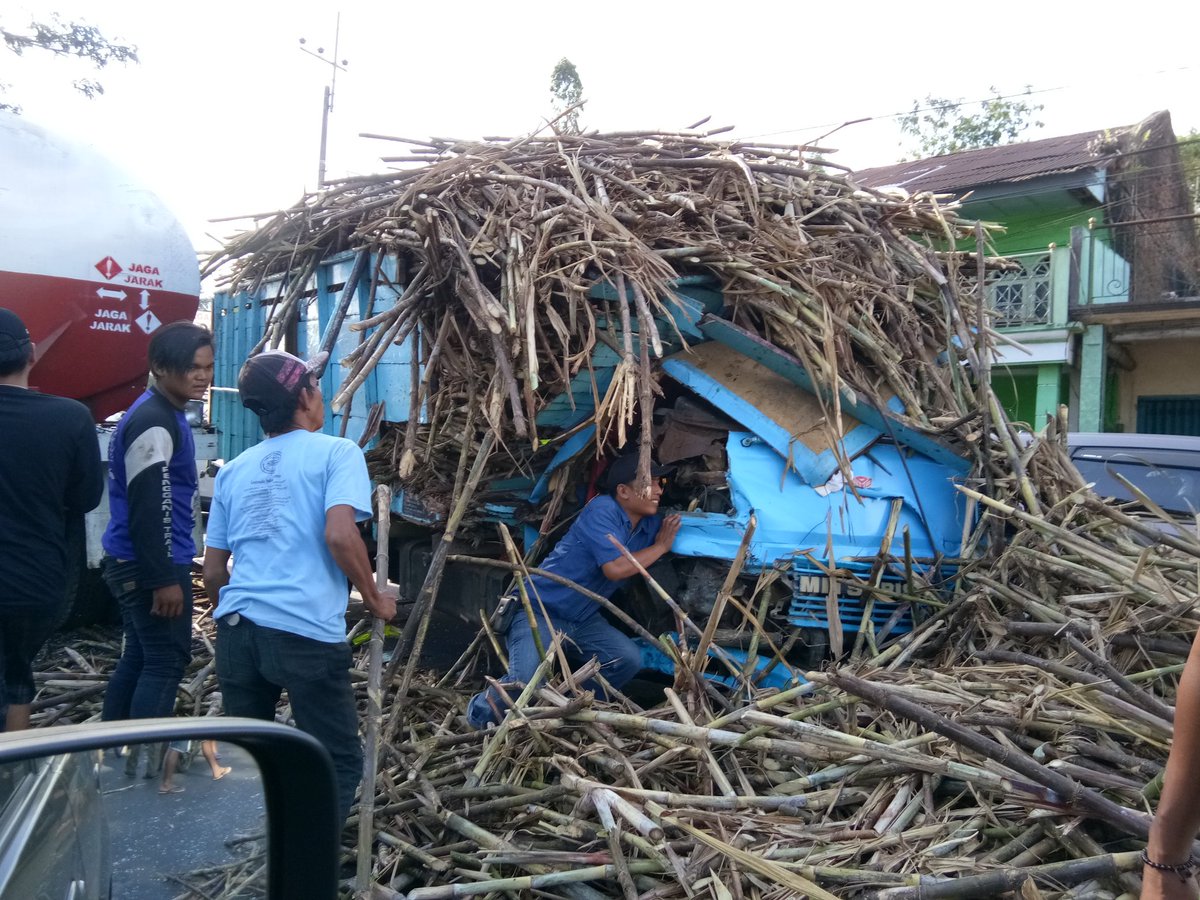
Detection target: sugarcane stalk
<box><xmin>404</xmin><ymin>860</ymin><xmax>663</xmax><ymax>899</ymax></box>
<box><xmin>693</xmin><ymin>513</ymin><xmax>756</xmax><ymax>676</ymax></box>
<box><xmin>388</xmin><ymin>430</ymin><xmax>497</xmax><ymax>705</ymax></box>
<box><xmin>1061</xmin><ymin>632</ymin><xmax>1175</xmax><ymax>722</ymax></box>
<box><xmin>497</xmin><ymin>523</ymin><xmax>545</xmax><ymax>660</ymax></box>
<box><xmin>590</xmin><ymin>792</ymin><xmax>637</xmax><ymax>900</ymax></box>
<box><xmin>356</xmin><ymin>484</ymin><xmax>391</xmax><ymax>896</ymax></box>
<box><xmin>662</xmin><ymin>688</ymin><xmax>737</xmax><ymax>797</ymax></box>
<box><xmin>603</xmin><ymin>534</ymin><xmax>749</xmax><ymax>685</ymax></box>
<box><xmin>332</xmin><ymin>304</ymin><xmax>414</xmax><ymax>413</ymax></box>
<box><xmin>827</xmin><ymin>670</ymin><xmax>1154</xmax><ymax>840</ymax></box>
<box><xmin>867</xmin><ymin>851</ymin><xmax>1142</xmax><ymax>900</ymax></box>
<box><xmin>467</xmin><ymin>648</ymin><xmax>559</xmax><ymax>785</ymax></box>
<box><xmin>664</xmin><ymin>816</ymin><xmax>842</xmax><ymax>900</ymax></box>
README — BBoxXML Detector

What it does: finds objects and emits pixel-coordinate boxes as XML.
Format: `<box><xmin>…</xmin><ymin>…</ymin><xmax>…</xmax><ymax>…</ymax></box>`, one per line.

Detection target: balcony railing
<box><xmin>1082</xmin><ymin>216</ymin><xmax>1200</xmax><ymax>307</ymax></box>
<box><xmin>987</xmin><ymin>252</ymin><xmax>1052</xmax><ymax>326</ymax></box>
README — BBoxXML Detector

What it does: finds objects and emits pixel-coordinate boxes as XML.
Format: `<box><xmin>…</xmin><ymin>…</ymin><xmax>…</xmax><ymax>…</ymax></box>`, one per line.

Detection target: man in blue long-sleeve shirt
<box><xmin>467</xmin><ymin>454</ymin><xmax>680</xmax><ymax>728</ymax></box>
<box><xmin>101</xmin><ymin>322</ymin><xmax>213</xmax><ymax>725</ymax></box>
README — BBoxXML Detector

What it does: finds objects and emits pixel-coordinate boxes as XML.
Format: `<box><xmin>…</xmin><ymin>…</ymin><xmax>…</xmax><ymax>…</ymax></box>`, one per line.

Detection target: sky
<box><xmin>5</xmin><ymin>0</ymin><xmax>1199</xmax><ymax>280</ymax></box>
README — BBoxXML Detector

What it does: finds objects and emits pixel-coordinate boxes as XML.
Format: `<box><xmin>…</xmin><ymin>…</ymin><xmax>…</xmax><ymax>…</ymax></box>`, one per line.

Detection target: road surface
<box><xmin>99</xmin><ymin>740</ymin><xmax>266</xmax><ymax>898</ymax></box>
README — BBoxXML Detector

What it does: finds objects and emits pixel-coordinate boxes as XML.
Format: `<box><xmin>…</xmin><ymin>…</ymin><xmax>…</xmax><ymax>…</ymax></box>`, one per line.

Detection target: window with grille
<box><xmin>987</xmin><ymin>255</ymin><xmax>1052</xmax><ymax>326</ymax></box>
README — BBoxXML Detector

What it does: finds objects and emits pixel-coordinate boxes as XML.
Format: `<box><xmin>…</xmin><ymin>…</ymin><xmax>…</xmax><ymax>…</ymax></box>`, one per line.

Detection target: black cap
<box><xmin>237</xmin><ymin>349</ymin><xmax>329</xmax><ymax>416</ymax></box>
<box><xmin>0</xmin><ymin>308</ymin><xmax>32</xmax><ymax>365</ymax></box>
<box><xmin>602</xmin><ymin>453</ymin><xmax>673</xmax><ymax>491</ymax></box>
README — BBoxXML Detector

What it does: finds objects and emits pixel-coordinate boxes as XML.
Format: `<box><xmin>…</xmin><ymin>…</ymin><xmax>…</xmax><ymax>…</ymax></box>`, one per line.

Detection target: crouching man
<box><xmin>467</xmin><ymin>454</ymin><xmax>680</xmax><ymax>728</ymax></box>
<box><xmin>202</xmin><ymin>350</ymin><xmax>396</xmax><ymax>824</ymax></box>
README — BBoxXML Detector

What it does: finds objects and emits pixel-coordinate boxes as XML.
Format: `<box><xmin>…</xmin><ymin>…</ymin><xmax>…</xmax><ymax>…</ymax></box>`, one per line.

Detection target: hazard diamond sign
<box><xmin>135</xmin><ymin>310</ymin><xmax>161</xmax><ymax>334</ymax></box>
<box><xmin>95</xmin><ymin>256</ymin><xmax>123</xmax><ymax>280</ymax></box>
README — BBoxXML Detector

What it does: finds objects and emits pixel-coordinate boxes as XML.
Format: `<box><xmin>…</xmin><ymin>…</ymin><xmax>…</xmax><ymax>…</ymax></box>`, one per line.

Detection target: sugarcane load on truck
<box><xmin>207</xmin><ymin>128</ymin><xmax>983</xmax><ymax>679</ymax></box>
<box><xmin>200</xmin><ymin>125</ymin><xmax>1200</xmax><ymax>897</ymax></box>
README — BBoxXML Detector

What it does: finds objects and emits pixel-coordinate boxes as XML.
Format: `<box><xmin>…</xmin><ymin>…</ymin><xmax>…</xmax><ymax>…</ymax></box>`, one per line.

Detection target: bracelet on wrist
<box><xmin>1141</xmin><ymin>849</ymin><xmax>1199</xmax><ymax>881</ymax></box>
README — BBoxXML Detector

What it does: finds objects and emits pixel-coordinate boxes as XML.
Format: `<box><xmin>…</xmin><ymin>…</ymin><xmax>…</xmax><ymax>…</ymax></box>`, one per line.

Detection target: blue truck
<box><xmin>212</xmin><ymin>253</ymin><xmax>973</xmax><ymax>680</ymax></box>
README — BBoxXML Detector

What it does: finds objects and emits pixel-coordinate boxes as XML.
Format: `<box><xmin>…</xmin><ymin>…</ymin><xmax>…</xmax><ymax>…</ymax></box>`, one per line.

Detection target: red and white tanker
<box><xmin>0</xmin><ymin>110</ymin><xmax>200</xmax><ymax>421</ymax></box>
<box><xmin>1</xmin><ymin>111</ymin><xmax>207</xmax><ymax>624</ymax></box>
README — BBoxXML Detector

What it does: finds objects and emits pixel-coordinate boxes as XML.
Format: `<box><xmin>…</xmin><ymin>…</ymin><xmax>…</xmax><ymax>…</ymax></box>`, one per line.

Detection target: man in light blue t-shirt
<box><xmin>202</xmin><ymin>349</ymin><xmax>396</xmax><ymax>824</ymax></box>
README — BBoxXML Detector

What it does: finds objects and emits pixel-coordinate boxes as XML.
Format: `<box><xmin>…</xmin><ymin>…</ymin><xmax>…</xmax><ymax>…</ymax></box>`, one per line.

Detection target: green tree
<box><xmin>1</xmin><ymin>14</ymin><xmax>137</xmax><ymax>113</ymax></box>
<box><xmin>549</xmin><ymin>57</ymin><xmax>583</xmax><ymax>134</ymax></box>
<box><xmin>899</xmin><ymin>86</ymin><xmax>1044</xmax><ymax>159</ymax></box>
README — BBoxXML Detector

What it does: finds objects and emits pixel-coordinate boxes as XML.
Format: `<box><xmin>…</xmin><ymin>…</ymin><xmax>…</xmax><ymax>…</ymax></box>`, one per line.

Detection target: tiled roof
<box><xmin>853</xmin><ymin>128</ymin><xmax>1121</xmax><ymax>193</ymax></box>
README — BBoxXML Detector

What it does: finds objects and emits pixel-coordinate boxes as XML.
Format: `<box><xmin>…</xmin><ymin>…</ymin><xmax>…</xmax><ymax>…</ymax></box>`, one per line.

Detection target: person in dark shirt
<box><xmin>467</xmin><ymin>453</ymin><xmax>681</xmax><ymax>728</ymax></box>
<box><xmin>0</xmin><ymin>308</ymin><xmax>103</xmax><ymax>731</ymax></box>
<box><xmin>100</xmin><ymin>322</ymin><xmax>213</xmax><ymax>724</ymax></box>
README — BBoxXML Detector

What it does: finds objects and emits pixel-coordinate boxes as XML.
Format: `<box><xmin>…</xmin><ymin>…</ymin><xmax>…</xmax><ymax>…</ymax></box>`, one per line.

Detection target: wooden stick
<box><xmin>356</xmin><ymin>484</ymin><xmax>391</xmax><ymax>895</ymax></box>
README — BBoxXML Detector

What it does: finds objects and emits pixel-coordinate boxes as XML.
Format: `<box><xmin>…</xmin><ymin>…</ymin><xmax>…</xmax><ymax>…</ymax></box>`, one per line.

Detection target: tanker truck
<box><xmin>0</xmin><ymin>110</ymin><xmax>210</xmax><ymax>625</ymax></box>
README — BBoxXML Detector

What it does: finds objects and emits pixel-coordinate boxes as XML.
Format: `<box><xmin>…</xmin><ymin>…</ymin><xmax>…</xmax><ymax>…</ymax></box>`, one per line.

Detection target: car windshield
<box><xmin>1073</xmin><ymin>450</ymin><xmax>1200</xmax><ymax>516</ymax></box>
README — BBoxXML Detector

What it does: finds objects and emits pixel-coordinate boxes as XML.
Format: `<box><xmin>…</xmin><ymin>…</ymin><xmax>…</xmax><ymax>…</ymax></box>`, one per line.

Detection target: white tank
<box><xmin>0</xmin><ymin>110</ymin><xmax>200</xmax><ymax>420</ymax></box>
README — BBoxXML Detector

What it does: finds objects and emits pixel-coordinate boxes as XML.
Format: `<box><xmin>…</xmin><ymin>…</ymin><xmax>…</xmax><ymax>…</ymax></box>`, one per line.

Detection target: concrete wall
<box><xmin>1117</xmin><ymin>338</ymin><xmax>1200</xmax><ymax>431</ymax></box>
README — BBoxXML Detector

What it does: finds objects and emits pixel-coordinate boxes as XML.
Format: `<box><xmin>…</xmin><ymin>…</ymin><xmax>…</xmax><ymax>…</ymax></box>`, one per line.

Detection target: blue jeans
<box><xmin>215</xmin><ymin>614</ymin><xmax>361</xmax><ymax>824</ymax></box>
<box><xmin>466</xmin><ymin>610</ymin><xmax>642</xmax><ymax>728</ymax></box>
<box><xmin>100</xmin><ymin>559</ymin><xmax>193</xmax><ymax>722</ymax></box>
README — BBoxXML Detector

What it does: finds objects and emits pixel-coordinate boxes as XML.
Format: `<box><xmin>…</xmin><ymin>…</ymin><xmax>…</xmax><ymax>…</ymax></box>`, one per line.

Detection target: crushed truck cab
<box><xmin>213</xmin><ymin>258</ymin><xmax>972</xmax><ymax>675</ymax></box>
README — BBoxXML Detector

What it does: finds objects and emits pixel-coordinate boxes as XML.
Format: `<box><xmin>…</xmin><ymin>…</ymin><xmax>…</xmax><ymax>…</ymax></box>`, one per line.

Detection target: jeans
<box><xmin>466</xmin><ymin>610</ymin><xmax>642</xmax><ymax>728</ymax></box>
<box><xmin>100</xmin><ymin>559</ymin><xmax>193</xmax><ymax>722</ymax></box>
<box><xmin>215</xmin><ymin>614</ymin><xmax>362</xmax><ymax>824</ymax></box>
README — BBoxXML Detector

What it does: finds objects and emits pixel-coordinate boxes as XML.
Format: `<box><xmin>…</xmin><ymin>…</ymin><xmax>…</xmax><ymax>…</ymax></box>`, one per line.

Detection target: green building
<box><xmin>855</xmin><ymin>111</ymin><xmax>1200</xmax><ymax>434</ymax></box>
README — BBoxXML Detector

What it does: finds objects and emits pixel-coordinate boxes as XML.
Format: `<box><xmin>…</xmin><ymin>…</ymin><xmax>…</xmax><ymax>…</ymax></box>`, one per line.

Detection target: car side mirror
<box><xmin>0</xmin><ymin>717</ymin><xmax>339</xmax><ymax>899</ymax></box>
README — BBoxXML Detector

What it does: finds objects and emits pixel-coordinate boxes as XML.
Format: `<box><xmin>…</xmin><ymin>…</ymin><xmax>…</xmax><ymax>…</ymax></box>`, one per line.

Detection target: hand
<box><xmin>654</xmin><ymin>513</ymin><xmax>682</xmax><ymax>551</ymax></box>
<box><xmin>151</xmin><ymin>584</ymin><xmax>185</xmax><ymax>618</ymax></box>
<box><xmin>1141</xmin><ymin>866</ymin><xmax>1199</xmax><ymax>900</ymax></box>
<box><xmin>367</xmin><ymin>584</ymin><xmax>398</xmax><ymax>622</ymax></box>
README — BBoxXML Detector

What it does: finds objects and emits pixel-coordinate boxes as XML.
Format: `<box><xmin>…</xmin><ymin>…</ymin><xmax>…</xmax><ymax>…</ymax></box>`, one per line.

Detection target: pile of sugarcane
<box><xmin>354</xmin><ymin>433</ymin><xmax>1198</xmax><ymax>900</ymax></box>
<box><xmin>205</xmin><ymin>127</ymin><xmax>994</xmax><ymax>526</ymax></box>
<box><xmin>37</xmin><ymin>124</ymin><xmax>1169</xmax><ymax>897</ymax></box>
<box><xmin>33</xmin><ymin>494</ymin><xmax>1198</xmax><ymax>900</ymax></box>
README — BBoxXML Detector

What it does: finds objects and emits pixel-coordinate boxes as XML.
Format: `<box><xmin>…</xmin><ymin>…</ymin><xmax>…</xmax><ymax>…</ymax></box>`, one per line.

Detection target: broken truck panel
<box><xmin>535</xmin><ymin>344</ymin><xmax>620</xmax><ymax>430</ymax></box>
<box><xmin>588</xmin><ymin>274</ymin><xmax>725</xmax><ymax>344</ymax></box>
<box><xmin>672</xmin><ymin>433</ymin><xmax>968</xmax><ymax>637</ymax></box>
<box><xmin>697</xmin><ymin>316</ymin><xmax>971</xmax><ymax>475</ymax></box>
<box><xmin>672</xmin><ymin>433</ymin><xmax>967</xmax><ymax>568</ymax></box>
<box><xmin>530</xmin><ymin>424</ymin><xmax>597</xmax><ymax>503</ymax></box>
<box><xmin>662</xmin><ymin>341</ymin><xmax>882</xmax><ymax>487</ymax></box>
<box><xmin>215</xmin><ymin>260</ymin><xmax>971</xmax><ymax>651</ymax></box>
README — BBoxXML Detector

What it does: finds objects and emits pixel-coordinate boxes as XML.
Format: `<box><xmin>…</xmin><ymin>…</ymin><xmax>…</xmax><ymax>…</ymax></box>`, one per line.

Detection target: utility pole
<box><xmin>299</xmin><ymin>13</ymin><xmax>348</xmax><ymax>188</ymax></box>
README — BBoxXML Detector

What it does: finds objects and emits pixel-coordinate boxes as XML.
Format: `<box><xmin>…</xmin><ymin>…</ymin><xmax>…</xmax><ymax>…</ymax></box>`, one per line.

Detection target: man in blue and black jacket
<box><xmin>101</xmin><ymin>321</ymin><xmax>213</xmax><ymax>726</ymax></box>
